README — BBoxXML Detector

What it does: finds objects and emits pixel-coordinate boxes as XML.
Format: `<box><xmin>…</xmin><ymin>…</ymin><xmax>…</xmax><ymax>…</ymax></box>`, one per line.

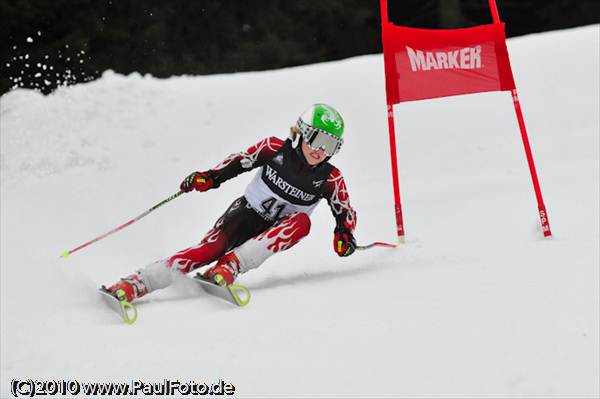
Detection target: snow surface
<box><xmin>1</xmin><ymin>25</ymin><xmax>599</xmax><ymax>398</ymax></box>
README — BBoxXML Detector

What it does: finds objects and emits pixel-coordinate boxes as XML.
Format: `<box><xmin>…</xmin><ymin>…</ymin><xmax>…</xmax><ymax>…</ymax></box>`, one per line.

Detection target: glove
<box><xmin>333</xmin><ymin>226</ymin><xmax>356</xmax><ymax>257</ymax></box>
<box><xmin>180</xmin><ymin>171</ymin><xmax>214</xmax><ymax>192</ymax></box>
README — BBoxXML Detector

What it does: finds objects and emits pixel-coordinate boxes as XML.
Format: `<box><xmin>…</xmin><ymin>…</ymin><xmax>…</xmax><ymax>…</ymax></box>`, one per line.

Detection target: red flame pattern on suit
<box><xmin>256</xmin><ymin>212</ymin><xmax>311</xmax><ymax>253</ymax></box>
<box><xmin>324</xmin><ymin>168</ymin><xmax>357</xmax><ymax>231</ymax></box>
<box><xmin>212</xmin><ymin>136</ymin><xmax>284</xmax><ymax>172</ymax></box>
<box><xmin>167</xmin><ymin>226</ymin><xmax>226</xmax><ymax>273</ymax></box>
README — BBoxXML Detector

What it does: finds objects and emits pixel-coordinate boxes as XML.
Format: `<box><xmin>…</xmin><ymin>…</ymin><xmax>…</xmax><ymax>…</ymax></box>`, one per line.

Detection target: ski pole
<box><xmin>356</xmin><ymin>240</ymin><xmax>399</xmax><ymax>251</ymax></box>
<box><xmin>60</xmin><ymin>191</ymin><xmax>184</xmax><ymax>259</ymax></box>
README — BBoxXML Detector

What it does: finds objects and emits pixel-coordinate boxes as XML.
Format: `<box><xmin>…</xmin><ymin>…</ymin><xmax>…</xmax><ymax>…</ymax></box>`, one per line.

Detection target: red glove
<box><xmin>180</xmin><ymin>171</ymin><xmax>214</xmax><ymax>192</ymax></box>
<box><xmin>333</xmin><ymin>226</ymin><xmax>356</xmax><ymax>257</ymax></box>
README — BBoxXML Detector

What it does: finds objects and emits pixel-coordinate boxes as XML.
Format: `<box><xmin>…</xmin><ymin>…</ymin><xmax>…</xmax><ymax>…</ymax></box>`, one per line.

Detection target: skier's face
<box><xmin>301</xmin><ymin>140</ymin><xmax>327</xmax><ymax>165</ymax></box>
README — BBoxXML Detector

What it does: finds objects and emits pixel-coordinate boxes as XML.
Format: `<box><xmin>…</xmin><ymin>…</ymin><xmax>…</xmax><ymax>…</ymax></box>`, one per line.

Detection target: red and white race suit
<box><xmin>121</xmin><ymin>136</ymin><xmax>357</xmax><ymax>297</ymax></box>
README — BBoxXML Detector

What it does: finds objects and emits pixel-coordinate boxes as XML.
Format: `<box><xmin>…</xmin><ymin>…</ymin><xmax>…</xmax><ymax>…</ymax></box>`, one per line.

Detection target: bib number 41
<box><xmin>261</xmin><ymin>197</ymin><xmax>286</xmax><ymax>220</ymax></box>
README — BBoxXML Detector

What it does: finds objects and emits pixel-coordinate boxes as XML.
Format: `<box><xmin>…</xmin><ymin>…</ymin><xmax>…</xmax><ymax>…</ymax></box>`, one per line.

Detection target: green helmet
<box><xmin>296</xmin><ymin>104</ymin><xmax>344</xmax><ymax>156</ymax></box>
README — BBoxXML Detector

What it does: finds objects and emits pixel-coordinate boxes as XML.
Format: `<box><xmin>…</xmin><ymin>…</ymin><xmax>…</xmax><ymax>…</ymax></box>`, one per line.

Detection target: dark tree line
<box><xmin>1</xmin><ymin>0</ymin><xmax>598</xmax><ymax>95</ymax></box>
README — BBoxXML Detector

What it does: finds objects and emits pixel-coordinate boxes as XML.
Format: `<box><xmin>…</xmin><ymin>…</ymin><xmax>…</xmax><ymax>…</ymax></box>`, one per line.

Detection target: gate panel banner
<box><xmin>382</xmin><ymin>23</ymin><xmax>516</xmax><ymax>103</ymax></box>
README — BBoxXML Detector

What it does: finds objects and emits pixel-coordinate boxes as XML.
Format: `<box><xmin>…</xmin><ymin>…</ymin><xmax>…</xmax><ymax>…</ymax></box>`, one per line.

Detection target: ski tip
<box><xmin>230</xmin><ymin>284</ymin><xmax>251</xmax><ymax>307</ymax></box>
<box><xmin>60</xmin><ymin>250</ymin><xmax>70</xmax><ymax>259</ymax></box>
<box><xmin>99</xmin><ymin>286</ymin><xmax>137</xmax><ymax>324</ymax></box>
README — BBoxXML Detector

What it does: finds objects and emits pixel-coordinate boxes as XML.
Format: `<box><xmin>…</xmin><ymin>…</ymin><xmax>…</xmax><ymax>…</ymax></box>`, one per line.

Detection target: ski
<box><xmin>191</xmin><ymin>273</ymin><xmax>251</xmax><ymax>307</ymax></box>
<box><xmin>97</xmin><ymin>275</ymin><xmax>248</xmax><ymax>323</ymax></box>
<box><xmin>99</xmin><ymin>286</ymin><xmax>138</xmax><ymax>324</ymax></box>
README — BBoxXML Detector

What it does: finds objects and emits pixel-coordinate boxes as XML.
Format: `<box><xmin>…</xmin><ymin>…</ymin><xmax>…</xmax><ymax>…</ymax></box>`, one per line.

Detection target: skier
<box><xmin>106</xmin><ymin>104</ymin><xmax>357</xmax><ymax>302</ymax></box>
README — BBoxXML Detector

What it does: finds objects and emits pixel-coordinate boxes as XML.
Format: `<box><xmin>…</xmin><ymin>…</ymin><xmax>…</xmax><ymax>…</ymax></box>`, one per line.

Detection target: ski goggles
<box><xmin>296</xmin><ymin>119</ymin><xmax>343</xmax><ymax>157</ymax></box>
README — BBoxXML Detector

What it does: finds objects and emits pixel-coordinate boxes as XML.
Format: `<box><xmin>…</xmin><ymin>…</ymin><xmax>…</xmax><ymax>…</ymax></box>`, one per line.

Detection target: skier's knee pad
<box><xmin>291</xmin><ymin>212</ymin><xmax>311</xmax><ymax>238</ymax></box>
<box><xmin>235</xmin><ymin>212</ymin><xmax>311</xmax><ymax>274</ymax></box>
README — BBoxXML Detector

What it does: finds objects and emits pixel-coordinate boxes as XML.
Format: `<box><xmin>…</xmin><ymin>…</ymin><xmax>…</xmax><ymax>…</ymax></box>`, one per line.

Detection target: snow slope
<box><xmin>1</xmin><ymin>25</ymin><xmax>598</xmax><ymax>398</ymax></box>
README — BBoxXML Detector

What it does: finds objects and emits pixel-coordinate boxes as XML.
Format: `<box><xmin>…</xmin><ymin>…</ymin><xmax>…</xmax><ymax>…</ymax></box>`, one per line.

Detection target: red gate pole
<box><xmin>380</xmin><ymin>0</ymin><xmax>406</xmax><ymax>243</ymax></box>
<box><xmin>386</xmin><ymin>103</ymin><xmax>406</xmax><ymax>242</ymax></box>
<box><xmin>488</xmin><ymin>0</ymin><xmax>501</xmax><ymax>25</ymax></box>
<box><xmin>488</xmin><ymin>0</ymin><xmax>552</xmax><ymax>237</ymax></box>
<box><xmin>510</xmin><ymin>89</ymin><xmax>552</xmax><ymax>236</ymax></box>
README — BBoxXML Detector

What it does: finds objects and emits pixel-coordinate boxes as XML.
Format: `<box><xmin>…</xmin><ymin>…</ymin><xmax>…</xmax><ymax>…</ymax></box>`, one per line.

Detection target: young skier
<box><xmin>106</xmin><ymin>104</ymin><xmax>357</xmax><ymax>302</ymax></box>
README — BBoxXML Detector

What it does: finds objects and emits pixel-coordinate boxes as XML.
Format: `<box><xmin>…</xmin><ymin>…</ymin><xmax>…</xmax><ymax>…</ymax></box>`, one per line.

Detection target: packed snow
<box><xmin>1</xmin><ymin>25</ymin><xmax>598</xmax><ymax>398</ymax></box>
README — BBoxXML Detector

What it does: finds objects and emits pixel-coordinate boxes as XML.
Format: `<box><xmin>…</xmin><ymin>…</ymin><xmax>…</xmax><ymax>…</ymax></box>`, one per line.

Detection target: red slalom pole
<box><xmin>386</xmin><ymin>103</ymin><xmax>406</xmax><ymax>242</ymax></box>
<box><xmin>380</xmin><ymin>0</ymin><xmax>406</xmax><ymax>243</ymax></box>
<box><xmin>510</xmin><ymin>89</ymin><xmax>552</xmax><ymax>236</ymax></box>
<box><xmin>488</xmin><ymin>0</ymin><xmax>501</xmax><ymax>24</ymax></box>
<box><xmin>356</xmin><ymin>241</ymin><xmax>397</xmax><ymax>251</ymax></box>
<box><xmin>488</xmin><ymin>0</ymin><xmax>552</xmax><ymax>237</ymax></box>
<box><xmin>60</xmin><ymin>191</ymin><xmax>184</xmax><ymax>258</ymax></box>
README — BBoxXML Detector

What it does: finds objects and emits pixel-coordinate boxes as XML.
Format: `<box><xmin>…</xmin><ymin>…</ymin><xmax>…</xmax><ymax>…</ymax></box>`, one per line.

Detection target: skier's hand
<box><xmin>180</xmin><ymin>171</ymin><xmax>214</xmax><ymax>192</ymax></box>
<box><xmin>333</xmin><ymin>226</ymin><xmax>356</xmax><ymax>257</ymax></box>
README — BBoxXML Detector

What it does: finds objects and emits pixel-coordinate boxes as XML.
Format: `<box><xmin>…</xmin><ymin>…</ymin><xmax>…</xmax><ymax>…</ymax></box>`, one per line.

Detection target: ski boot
<box><xmin>105</xmin><ymin>274</ymin><xmax>148</xmax><ymax>302</ymax></box>
<box><xmin>204</xmin><ymin>251</ymin><xmax>241</xmax><ymax>287</ymax></box>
